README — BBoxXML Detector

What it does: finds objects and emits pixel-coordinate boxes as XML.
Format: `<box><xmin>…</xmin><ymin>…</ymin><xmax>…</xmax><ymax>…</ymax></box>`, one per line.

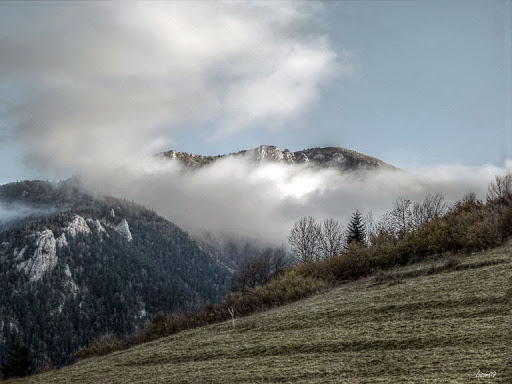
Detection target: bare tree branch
<box><xmin>487</xmin><ymin>173</ymin><xmax>512</xmax><ymax>204</ymax></box>
<box><xmin>319</xmin><ymin>218</ymin><xmax>345</xmax><ymax>259</ymax></box>
<box><xmin>288</xmin><ymin>216</ymin><xmax>321</xmax><ymax>263</ymax></box>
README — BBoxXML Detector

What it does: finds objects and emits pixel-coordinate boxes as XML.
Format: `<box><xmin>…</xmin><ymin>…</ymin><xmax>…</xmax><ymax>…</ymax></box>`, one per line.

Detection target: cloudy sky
<box><xmin>1</xmin><ymin>0</ymin><xmax>510</xmax><ymax>181</ymax></box>
<box><xmin>0</xmin><ymin>1</ymin><xmax>511</xmax><ymax>241</ymax></box>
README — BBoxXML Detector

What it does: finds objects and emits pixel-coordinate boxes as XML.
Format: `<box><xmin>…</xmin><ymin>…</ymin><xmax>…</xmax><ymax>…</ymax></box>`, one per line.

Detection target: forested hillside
<box><xmin>0</xmin><ymin>180</ymin><xmax>231</xmax><ymax>368</ymax></box>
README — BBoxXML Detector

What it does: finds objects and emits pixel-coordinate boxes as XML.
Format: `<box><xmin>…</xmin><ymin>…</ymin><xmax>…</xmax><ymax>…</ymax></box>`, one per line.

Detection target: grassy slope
<box><xmin>12</xmin><ymin>245</ymin><xmax>512</xmax><ymax>384</ymax></box>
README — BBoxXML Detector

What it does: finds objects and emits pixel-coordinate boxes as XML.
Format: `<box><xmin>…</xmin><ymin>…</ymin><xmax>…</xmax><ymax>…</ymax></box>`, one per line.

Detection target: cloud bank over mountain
<box><xmin>80</xmin><ymin>155</ymin><xmax>511</xmax><ymax>243</ymax></box>
<box><xmin>1</xmin><ymin>2</ymin><xmax>509</xmax><ymax>244</ymax></box>
<box><xmin>0</xmin><ymin>2</ymin><xmax>344</xmax><ymax>172</ymax></box>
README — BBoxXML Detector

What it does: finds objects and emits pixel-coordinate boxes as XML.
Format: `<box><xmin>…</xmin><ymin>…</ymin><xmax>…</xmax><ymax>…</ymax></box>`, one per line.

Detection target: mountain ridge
<box><xmin>159</xmin><ymin>145</ymin><xmax>397</xmax><ymax>171</ymax></box>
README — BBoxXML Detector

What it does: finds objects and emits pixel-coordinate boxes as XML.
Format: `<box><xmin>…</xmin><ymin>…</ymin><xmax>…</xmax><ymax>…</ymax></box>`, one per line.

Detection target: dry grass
<box><xmin>11</xmin><ymin>245</ymin><xmax>512</xmax><ymax>383</ymax></box>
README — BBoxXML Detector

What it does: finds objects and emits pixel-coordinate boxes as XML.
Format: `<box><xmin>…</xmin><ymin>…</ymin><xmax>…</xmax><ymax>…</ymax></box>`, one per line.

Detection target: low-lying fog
<box><xmin>78</xmin><ymin>155</ymin><xmax>512</xmax><ymax>244</ymax></box>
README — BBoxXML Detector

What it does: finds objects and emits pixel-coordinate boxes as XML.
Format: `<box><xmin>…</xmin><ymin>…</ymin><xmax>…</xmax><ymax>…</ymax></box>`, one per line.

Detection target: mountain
<box><xmin>0</xmin><ymin>180</ymin><xmax>231</xmax><ymax>368</ymax></box>
<box><xmin>12</xmin><ymin>243</ymin><xmax>511</xmax><ymax>383</ymax></box>
<box><xmin>159</xmin><ymin>145</ymin><xmax>397</xmax><ymax>171</ymax></box>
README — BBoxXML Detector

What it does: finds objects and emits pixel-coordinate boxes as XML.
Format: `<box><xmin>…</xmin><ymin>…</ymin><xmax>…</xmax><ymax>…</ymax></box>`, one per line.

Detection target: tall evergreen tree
<box><xmin>0</xmin><ymin>338</ymin><xmax>33</xmax><ymax>379</ymax></box>
<box><xmin>346</xmin><ymin>210</ymin><xmax>366</xmax><ymax>247</ymax></box>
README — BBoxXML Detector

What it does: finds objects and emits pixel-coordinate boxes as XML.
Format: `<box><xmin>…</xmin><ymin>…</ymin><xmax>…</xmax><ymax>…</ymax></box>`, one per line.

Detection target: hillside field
<box><xmin>10</xmin><ymin>244</ymin><xmax>512</xmax><ymax>383</ymax></box>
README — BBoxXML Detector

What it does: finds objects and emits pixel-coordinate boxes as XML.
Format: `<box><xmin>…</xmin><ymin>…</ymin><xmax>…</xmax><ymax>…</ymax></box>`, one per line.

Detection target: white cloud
<box><xmin>3</xmin><ymin>1</ymin><xmax>505</xmax><ymax>247</ymax></box>
<box><xmin>0</xmin><ymin>1</ymin><xmax>343</xmax><ymax>171</ymax></box>
<box><xmin>79</xmin><ymin>155</ymin><xmax>511</xmax><ymax>244</ymax></box>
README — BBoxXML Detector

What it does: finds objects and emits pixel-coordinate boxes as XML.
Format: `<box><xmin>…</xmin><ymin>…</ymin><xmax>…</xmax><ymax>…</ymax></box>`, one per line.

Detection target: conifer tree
<box><xmin>0</xmin><ymin>338</ymin><xmax>33</xmax><ymax>379</ymax></box>
<box><xmin>346</xmin><ymin>210</ymin><xmax>366</xmax><ymax>247</ymax></box>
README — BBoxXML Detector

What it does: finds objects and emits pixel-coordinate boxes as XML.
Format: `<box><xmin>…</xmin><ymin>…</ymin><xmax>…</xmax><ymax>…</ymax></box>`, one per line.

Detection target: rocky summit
<box><xmin>160</xmin><ymin>145</ymin><xmax>396</xmax><ymax>171</ymax></box>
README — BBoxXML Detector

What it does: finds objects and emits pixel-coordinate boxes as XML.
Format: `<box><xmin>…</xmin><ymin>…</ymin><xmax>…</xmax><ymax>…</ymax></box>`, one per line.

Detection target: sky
<box><xmin>0</xmin><ymin>1</ymin><xmax>511</xmax><ymax>242</ymax></box>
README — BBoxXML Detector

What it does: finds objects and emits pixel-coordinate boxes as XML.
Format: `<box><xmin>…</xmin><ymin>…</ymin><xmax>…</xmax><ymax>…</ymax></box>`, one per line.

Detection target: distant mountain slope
<box><xmin>0</xmin><ymin>180</ymin><xmax>231</xmax><ymax>368</ymax></box>
<box><xmin>13</xmin><ymin>244</ymin><xmax>511</xmax><ymax>383</ymax></box>
<box><xmin>159</xmin><ymin>145</ymin><xmax>397</xmax><ymax>171</ymax></box>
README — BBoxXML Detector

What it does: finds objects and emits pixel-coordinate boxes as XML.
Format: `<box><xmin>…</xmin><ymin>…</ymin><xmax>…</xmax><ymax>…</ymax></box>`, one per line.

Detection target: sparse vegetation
<box><xmin>73</xmin><ymin>333</ymin><xmax>121</xmax><ymax>360</ymax></box>
<box><xmin>11</xmin><ymin>244</ymin><xmax>512</xmax><ymax>383</ymax></box>
<box><xmin>233</xmin><ymin>246</ymin><xmax>291</xmax><ymax>291</ymax></box>
<box><xmin>73</xmin><ymin>269</ymin><xmax>328</xmax><ymax>359</ymax></box>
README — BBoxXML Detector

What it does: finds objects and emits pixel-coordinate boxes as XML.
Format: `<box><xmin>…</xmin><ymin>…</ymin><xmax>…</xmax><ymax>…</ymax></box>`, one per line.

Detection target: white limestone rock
<box><xmin>115</xmin><ymin>219</ymin><xmax>132</xmax><ymax>242</ymax></box>
<box><xmin>17</xmin><ymin>229</ymin><xmax>57</xmax><ymax>282</ymax></box>
<box><xmin>248</xmin><ymin>145</ymin><xmax>284</xmax><ymax>162</ymax></box>
<box><xmin>56</xmin><ymin>233</ymin><xmax>68</xmax><ymax>248</ymax></box>
<box><xmin>87</xmin><ymin>219</ymin><xmax>109</xmax><ymax>237</ymax></box>
<box><xmin>65</xmin><ymin>215</ymin><xmax>91</xmax><ymax>238</ymax></box>
<box><xmin>282</xmin><ymin>149</ymin><xmax>295</xmax><ymax>162</ymax></box>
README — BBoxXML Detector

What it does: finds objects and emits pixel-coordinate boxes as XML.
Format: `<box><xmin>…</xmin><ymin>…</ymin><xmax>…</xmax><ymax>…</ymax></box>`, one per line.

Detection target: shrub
<box><xmin>74</xmin><ymin>333</ymin><xmax>121</xmax><ymax>360</ymax></box>
<box><xmin>226</xmin><ymin>271</ymin><xmax>328</xmax><ymax>316</ymax></box>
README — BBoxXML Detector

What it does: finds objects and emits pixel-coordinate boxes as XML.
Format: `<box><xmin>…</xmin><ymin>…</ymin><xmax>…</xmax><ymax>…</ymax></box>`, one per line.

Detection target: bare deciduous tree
<box><xmin>234</xmin><ymin>249</ymin><xmax>271</xmax><ymax>290</ymax></box>
<box><xmin>389</xmin><ymin>197</ymin><xmax>413</xmax><ymax>237</ymax></box>
<box><xmin>451</xmin><ymin>192</ymin><xmax>482</xmax><ymax>213</ymax></box>
<box><xmin>270</xmin><ymin>245</ymin><xmax>291</xmax><ymax>276</ymax></box>
<box><xmin>411</xmin><ymin>193</ymin><xmax>447</xmax><ymax>228</ymax></box>
<box><xmin>460</xmin><ymin>191</ymin><xmax>478</xmax><ymax>205</ymax></box>
<box><xmin>363</xmin><ymin>211</ymin><xmax>377</xmax><ymax>246</ymax></box>
<box><xmin>234</xmin><ymin>246</ymin><xmax>291</xmax><ymax>290</ymax></box>
<box><xmin>227</xmin><ymin>306</ymin><xmax>235</xmax><ymax>329</ymax></box>
<box><xmin>319</xmin><ymin>218</ymin><xmax>345</xmax><ymax>259</ymax></box>
<box><xmin>288</xmin><ymin>216</ymin><xmax>321</xmax><ymax>262</ymax></box>
<box><xmin>487</xmin><ymin>172</ymin><xmax>512</xmax><ymax>204</ymax></box>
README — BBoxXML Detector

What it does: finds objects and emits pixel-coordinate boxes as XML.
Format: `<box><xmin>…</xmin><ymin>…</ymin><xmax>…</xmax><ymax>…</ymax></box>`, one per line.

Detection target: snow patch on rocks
<box><xmin>65</xmin><ymin>215</ymin><xmax>91</xmax><ymax>238</ymax></box>
<box><xmin>17</xmin><ymin>229</ymin><xmax>57</xmax><ymax>282</ymax></box>
<box><xmin>115</xmin><ymin>219</ymin><xmax>132</xmax><ymax>242</ymax></box>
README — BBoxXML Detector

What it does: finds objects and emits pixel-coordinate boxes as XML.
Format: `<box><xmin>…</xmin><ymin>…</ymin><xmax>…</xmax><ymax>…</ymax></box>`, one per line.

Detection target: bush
<box><xmin>226</xmin><ymin>271</ymin><xmax>328</xmax><ymax>316</ymax></box>
<box><xmin>74</xmin><ymin>333</ymin><xmax>121</xmax><ymax>360</ymax></box>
